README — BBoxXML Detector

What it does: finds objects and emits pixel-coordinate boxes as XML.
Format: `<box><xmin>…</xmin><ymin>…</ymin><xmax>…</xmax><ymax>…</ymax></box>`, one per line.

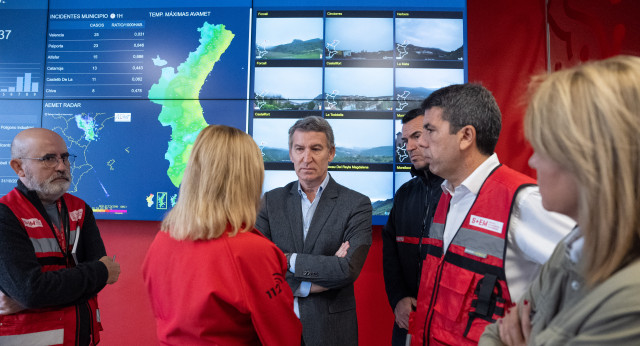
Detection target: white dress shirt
<box><xmin>441</xmin><ymin>154</ymin><xmax>575</xmax><ymax>300</ymax></box>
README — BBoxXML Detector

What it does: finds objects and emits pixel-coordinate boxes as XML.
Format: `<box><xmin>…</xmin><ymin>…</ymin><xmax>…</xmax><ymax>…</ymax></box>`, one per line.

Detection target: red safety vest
<box><xmin>0</xmin><ymin>188</ymin><xmax>102</xmax><ymax>346</ymax></box>
<box><xmin>409</xmin><ymin>165</ymin><xmax>535</xmax><ymax>346</ymax></box>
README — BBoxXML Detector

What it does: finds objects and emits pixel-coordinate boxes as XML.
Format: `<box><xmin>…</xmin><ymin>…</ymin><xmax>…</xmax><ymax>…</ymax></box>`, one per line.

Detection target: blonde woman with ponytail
<box><xmin>143</xmin><ymin>125</ymin><xmax>301</xmax><ymax>345</ymax></box>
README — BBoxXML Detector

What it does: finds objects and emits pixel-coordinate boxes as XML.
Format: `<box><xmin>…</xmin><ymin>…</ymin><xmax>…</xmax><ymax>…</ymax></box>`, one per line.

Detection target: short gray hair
<box><xmin>288</xmin><ymin>116</ymin><xmax>335</xmax><ymax>149</ymax></box>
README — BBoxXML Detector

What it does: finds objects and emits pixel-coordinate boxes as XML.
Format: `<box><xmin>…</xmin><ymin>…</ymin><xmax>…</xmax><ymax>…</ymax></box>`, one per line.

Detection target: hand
<box><xmin>0</xmin><ymin>290</ymin><xmax>25</xmax><ymax>315</ymax></box>
<box><xmin>307</xmin><ymin>242</ymin><xmax>349</xmax><ymax>295</ymax></box>
<box><xmin>394</xmin><ymin>296</ymin><xmax>416</xmax><ymax>330</ymax></box>
<box><xmin>309</xmin><ymin>283</ymin><xmax>329</xmax><ymax>293</ymax></box>
<box><xmin>99</xmin><ymin>256</ymin><xmax>121</xmax><ymax>285</ymax></box>
<box><xmin>498</xmin><ymin>300</ymin><xmax>532</xmax><ymax>346</ymax></box>
<box><xmin>334</xmin><ymin>241</ymin><xmax>350</xmax><ymax>258</ymax></box>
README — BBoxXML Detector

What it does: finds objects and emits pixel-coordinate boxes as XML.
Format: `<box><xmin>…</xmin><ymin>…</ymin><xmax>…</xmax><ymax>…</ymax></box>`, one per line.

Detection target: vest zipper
<box><xmin>422</xmin><ymin>256</ymin><xmax>446</xmax><ymax>346</ymax></box>
<box><xmin>87</xmin><ymin>301</ymin><xmax>95</xmax><ymax>345</ymax></box>
<box><xmin>416</xmin><ymin>181</ymin><xmax>432</xmax><ymax>291</ymax></box>
<box><xmin>421</xmin><ymin>193</ymin><xmax>452</xmax><ymax>345</ymax></box>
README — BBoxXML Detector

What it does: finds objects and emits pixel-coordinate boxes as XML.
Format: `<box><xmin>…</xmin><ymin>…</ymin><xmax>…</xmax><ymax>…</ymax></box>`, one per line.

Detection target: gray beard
<box><xmin>24</xmin><ymin>172</ymin><xmax>71</xmax><ymax>204</ymax></box>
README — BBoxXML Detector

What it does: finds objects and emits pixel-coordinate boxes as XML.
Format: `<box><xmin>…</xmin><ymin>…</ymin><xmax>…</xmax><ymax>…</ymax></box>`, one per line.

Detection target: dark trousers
<box><xmin>392</xmin><ymin>323</ymin><xmax>409</xmax><ymax>346</ymax></box>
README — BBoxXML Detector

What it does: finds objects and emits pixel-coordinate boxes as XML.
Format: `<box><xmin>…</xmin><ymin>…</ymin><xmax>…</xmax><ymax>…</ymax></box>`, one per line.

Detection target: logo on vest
<box><xmin>469</xmin><ymin>215</ymin><xmax>503</xmax><ymax>234</ymax></box>
<box><xmin>69</xmin><ymin>209</ymin><xmax>83</xmax><ymax>222</ymax></box>
<box><xmin>21</xmin><ymin>218</ymin><xmax>43</xmax><ymax>228</ymax></box>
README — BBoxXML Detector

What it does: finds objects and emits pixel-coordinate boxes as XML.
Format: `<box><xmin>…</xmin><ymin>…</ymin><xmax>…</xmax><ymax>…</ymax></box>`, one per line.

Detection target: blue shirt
<box><xmin>290</xmin><ymin>173</ymin><xmax>330</xmax><ymax>317</ymax></box>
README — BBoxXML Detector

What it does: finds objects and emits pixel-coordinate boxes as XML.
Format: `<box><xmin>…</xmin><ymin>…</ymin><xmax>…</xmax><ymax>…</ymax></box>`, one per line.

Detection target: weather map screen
<box><xmin>0</xmin><ymin>0</ymin><xmax>250</xmax><ymax>220</ymax></box>
<box><xmin>0</xmin><ymin>0</ymin><xmax>466</xmax><ymax>224</ymax></box>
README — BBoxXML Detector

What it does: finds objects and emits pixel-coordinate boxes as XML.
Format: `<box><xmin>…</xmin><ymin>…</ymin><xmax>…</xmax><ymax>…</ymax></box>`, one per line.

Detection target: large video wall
<box><xmin>0</xmin><ymin>0</ymin><xmax>466</xmax><ymax>224</ymax></box>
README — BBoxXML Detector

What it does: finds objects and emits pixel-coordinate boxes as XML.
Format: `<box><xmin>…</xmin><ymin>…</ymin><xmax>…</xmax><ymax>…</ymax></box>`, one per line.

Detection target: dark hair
<box><xmin>401</xmin><ymin>108</ymin><xmax>423</xmax><ymax>124</ymax></box>
<box><xmin>421</xmin><ymin>83</ymin><xmax>501</xmax><ymax>156</ymax></box>
<box><xmin>288</xmin><ymin>116</ymin><xmax>335</xmax><ymax>149</ymax></box>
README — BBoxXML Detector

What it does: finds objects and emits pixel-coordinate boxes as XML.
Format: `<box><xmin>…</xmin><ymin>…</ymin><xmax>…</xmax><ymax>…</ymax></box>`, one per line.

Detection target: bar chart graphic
<box><xmin>2</xmin><ymin>71</ymin><xmax>39</xmax><ymax>93</ymax></box>
<box><xmin>0</xmin><ymin>3</ymin><xmax>47</xmax><ymax>99</ymax></box>
<box><xmin>0</xmin><ymin>64</ymin><xmax>43</xmax><ymax>98</ymax></box>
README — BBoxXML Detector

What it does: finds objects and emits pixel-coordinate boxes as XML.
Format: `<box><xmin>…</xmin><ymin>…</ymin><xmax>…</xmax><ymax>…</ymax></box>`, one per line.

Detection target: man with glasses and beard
<box><xmin>0</xmin><ymin>128</ymin><xmax>120</xmax><ymax>346</ymax></box>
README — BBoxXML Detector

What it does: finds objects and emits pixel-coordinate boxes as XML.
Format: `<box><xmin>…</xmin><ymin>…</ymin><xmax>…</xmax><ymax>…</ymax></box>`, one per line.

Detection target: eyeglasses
<box><xmin>19</xmin><ymin>153</ymin><xmax>77</xmax><ymax>168</ymax></box>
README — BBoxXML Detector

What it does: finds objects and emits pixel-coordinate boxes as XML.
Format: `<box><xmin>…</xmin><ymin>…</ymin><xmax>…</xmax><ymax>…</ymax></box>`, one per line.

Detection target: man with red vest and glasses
<box><xmin>0</xmin><ymin>128</ymin><xmax>120</xmax><ymax>345</ymax></box>
<box><xmin>407</xmin><ymin>84</ymin><xmax>574</xmax><ymax>345</ymax></box>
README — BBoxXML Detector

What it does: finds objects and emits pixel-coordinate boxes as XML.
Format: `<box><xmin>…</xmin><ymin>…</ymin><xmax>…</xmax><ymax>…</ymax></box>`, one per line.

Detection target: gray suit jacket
<box><xmin>256</xmin><ymin>176</ymin><xmax>372</xmax><ymax>346</ymax></box>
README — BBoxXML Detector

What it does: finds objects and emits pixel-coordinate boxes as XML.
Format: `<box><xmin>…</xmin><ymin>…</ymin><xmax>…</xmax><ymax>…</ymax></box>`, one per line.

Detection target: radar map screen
<box><xmin>0</xmin><ymin>0</ymin><xmax>466</xmax><ymax>224</ymax></box>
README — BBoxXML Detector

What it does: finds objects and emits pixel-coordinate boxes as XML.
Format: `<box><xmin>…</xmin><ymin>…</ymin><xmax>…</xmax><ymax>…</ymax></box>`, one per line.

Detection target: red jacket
<box><xmin>0</xmin><ymin>188</ymin><xmax>102</xmax><ymax>346</ymax></box>
<box><xmin>142</xmin><ymin>226</ymin><xmax>302</xmax><ymax>346</ymax></box>
<box><xmin>409</xmin><ymin>166</ymin><xmax>535</xmax><ymax>345</ymax></box>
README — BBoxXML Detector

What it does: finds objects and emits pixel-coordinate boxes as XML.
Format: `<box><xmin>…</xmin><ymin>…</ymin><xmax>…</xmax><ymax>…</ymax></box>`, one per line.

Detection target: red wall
<box><xmin>98</xmin><ymin>0</ymin><xmax>640</xmax><ymax>344</ymax></box>
<box><xmin>98</xmin><ymin>220</ymin><xmax>159</xmax><ymax>344</ymax></box>
<box><xmin>547</xmin><ymin>0</ymin><xmax>640</xmax><ymax>70</ymax></box>
<box><xmin>468</xmin><ymin>0</ymin><xmax>547</xmax><ymax>178</ymax></box>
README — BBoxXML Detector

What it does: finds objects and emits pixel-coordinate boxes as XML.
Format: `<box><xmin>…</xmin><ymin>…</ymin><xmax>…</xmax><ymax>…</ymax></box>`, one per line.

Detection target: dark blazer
<box><xmin>256</xmin><ymin>176</ymin><xmax>372</xmax><ymax>346</ymax></box>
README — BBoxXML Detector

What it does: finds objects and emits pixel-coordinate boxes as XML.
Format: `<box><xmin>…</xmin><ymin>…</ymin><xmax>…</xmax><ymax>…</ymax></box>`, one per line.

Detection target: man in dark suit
<box><xmin>256</xmin><ymin>116</ymin><xmax>372</xmax><ymax>346</ymax></box>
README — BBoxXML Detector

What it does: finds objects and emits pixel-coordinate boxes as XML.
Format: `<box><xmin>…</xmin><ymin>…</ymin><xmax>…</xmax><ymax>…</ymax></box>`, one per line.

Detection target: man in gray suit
<box><xmin>256</xmin><ymin>116</ymin><xmax>372</xmax><ymax>346</ymax></box>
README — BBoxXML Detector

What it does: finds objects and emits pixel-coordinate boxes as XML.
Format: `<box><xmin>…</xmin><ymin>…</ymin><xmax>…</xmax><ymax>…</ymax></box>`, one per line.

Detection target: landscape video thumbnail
<box><xmin>331</xmin><ymin>171</ymin><xmax>393</xmax><ymax>216</ymax></box>
<box><xmin>324</xmin><ymin>68</ymin><xmax>393</xmax><ymax>111</ymax></box>
<box><xmin>395</xmin><ymin>17</ymin><xmax>464</xmax><ymax>61</ymax></box>
<box><xmin>328</xmin><ymin>118</ymin><xmax>393</xmax><ymax>164</ymax></box>
<box><xmin>254</xmin><ymin>67</ymin><xmax>323</xmax><ymax>111</ymax></box>
<box><xmin>255</xmin><ymin>17</ymin><xmax>324</xmax><ymax>60</ymax></box>
<box><xmin>325</xmin><ymin>17</ymin><xmax>393</xmax><ymax>60</ymax></box>
<box><xmin>395</xmin><ymin>68</ymin><xmax>464</xmax><ymax>111</ymax></box>
<box><xmin>253</xmin><ymin>117</ymin><xmax>299</xmax><ymax>162</ymax></box>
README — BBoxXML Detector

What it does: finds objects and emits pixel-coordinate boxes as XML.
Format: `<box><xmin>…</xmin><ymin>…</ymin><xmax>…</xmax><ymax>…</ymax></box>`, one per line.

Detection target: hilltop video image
<box><xmin>254</xmin><ymin>67</ymin><xmax>323</xmax><ymax>111</ymax></box>
<box><xmin>331</xmin><ymin>171</ymin><xmax>393</xmax><ymax>216</ymax></box>
<box><xmin>255</xmin><ymin>17</ymin><xmax>324</xmax><ymax>60</ymax></box>
<box><xmin>395</xmin><ymin>18</ymin><xmax>463</xmax><ymax>61</ymax></box>
<box><xmin>328</xmin><ymin>118</ymin><xmax>393</xmax><ymax>164</ymax></box>
<box><xmin>395</xmin><ymin>68</ymin><xmax>464</xmax><ymax>111</ymax></box>
<box><xmin>253</xmin><ymin>118</ymin><xmax>298</xmax><ymax>162</ymax></box>
<box><xmin>324</xmin><ymin>68</ymin><xmax>393</xmax><ymax>111</ymax></box>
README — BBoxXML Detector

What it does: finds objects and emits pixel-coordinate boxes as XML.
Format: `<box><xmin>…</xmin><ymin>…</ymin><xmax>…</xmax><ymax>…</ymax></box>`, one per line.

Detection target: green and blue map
<box><xmin>42</xmin><ymin>8</ymin><xmax>249</xmax><ymax>220</ymax></box>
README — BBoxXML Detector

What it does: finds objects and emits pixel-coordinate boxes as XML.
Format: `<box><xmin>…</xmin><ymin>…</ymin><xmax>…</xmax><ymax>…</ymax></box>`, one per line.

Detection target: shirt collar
<box><xmin>564</xmin><ymin>226</ymin><xmax>584</xmax><ymax>264</ymax></box>
<box><xmin>441</xmin><ymin>153</ymin><xmax>500</xmax><ymax>195</ymax></box>
<box><xmin>297</xmin><ymin>173</ymin><xmax>330</xmax><ymax>197</ymax></box>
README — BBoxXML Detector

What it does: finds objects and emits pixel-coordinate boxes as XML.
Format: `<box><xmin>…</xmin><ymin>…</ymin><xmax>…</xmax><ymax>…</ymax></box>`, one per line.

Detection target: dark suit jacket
<box><xmin>256</xmin><ymin>176</ymin><xmax>372</xmax><ymax>346</ymax></box>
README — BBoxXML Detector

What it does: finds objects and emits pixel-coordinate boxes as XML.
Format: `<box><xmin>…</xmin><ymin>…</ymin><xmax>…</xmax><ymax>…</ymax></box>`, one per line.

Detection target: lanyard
<box><xmin>52</xmin><ymin>198</ymin><xmax>71</xmax><ymax>255</ymax></box>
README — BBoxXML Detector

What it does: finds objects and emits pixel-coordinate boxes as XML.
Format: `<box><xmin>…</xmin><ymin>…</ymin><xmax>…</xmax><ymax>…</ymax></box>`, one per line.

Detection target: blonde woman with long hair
<box><xmin>143</xmin><ymin>125</ymin><xmax>301</xmax><ymax>345</ymax></box>
<box><xmin>480</xmin><ymin>55</ymin><xmax>640</xmax><ymax>345</ymax></box>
